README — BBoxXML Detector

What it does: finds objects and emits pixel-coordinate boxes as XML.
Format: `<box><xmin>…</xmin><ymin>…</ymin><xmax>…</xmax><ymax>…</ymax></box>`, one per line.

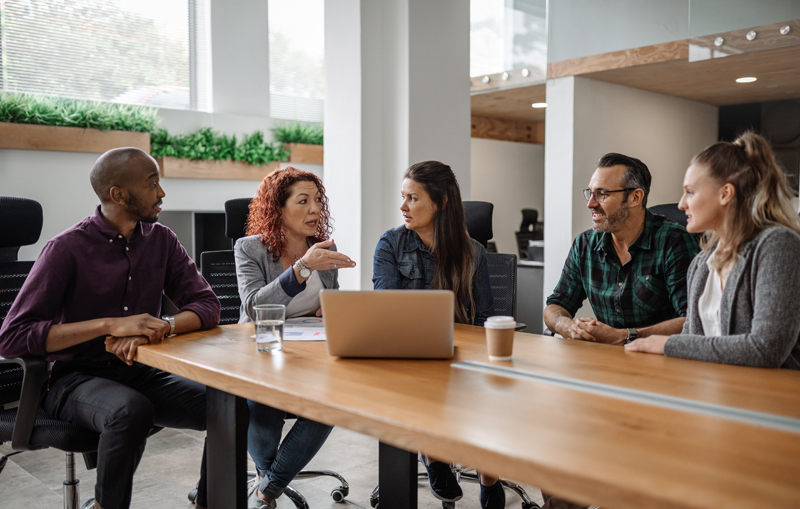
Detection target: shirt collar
<box><xmin>593</xmin><ymin>209</ymin><xmax>655</xmax><ymax>253</ymax></box>
<box><xmin>89</xmin><ymin>204</ymin><xmax>151</xmax><ymax>242</ymax></box>
<box><xmin>403</xmin><ymin>228</ymin><xmax>430</xmax><ymax>253</ymax></box>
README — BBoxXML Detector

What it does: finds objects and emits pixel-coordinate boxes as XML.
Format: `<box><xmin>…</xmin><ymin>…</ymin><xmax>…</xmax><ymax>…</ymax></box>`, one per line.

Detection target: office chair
<box><xmin>0</xmin><ymin>196</ymin><xmax>99</xmax><ymax>509</ymax></box>
<box><xmin>192</xmin><ymin>198</ymin><xmax>350</xmax><ymax>509</ymax></box>
<box><xmin>649</xmin><ymin>203</ymin><xmax>687</xmax><ymax>228</ymax></box>
<box><xmin>368</xmin><ymin>202</ymin><xmax>538</xmax><ymax>509</ymax></box>
<box><xmin>515</xmin><ymin>209</ymin><xmax>543</xmax><ymax>260</ymax></box>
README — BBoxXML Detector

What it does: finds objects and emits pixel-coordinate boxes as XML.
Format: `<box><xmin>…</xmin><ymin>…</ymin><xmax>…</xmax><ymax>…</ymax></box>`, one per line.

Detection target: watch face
<box><xmin>300</xmin><ymin>267</ymin><xmax>311</xmax><ymax>278</ymax></box>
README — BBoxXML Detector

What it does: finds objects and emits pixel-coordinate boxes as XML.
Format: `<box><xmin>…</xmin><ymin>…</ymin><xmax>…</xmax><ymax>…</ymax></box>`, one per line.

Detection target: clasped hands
<box><xmin>560</xmin><ymin>316</ymin><xmax>669</xmax><ymax>354</ymax></box>
<box><xmin>104</xmin><ymin>313</ymin><xmax>171</xmax><ymax>366</ymax></box>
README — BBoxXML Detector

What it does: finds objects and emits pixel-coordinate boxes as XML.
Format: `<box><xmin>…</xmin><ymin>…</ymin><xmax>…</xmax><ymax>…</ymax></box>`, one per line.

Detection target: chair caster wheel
<box><xmin>442</xmin><ymin>502</ymin><xmax>456</xmax><ymax>509</ymax></box>
<box><xmin>331</xmin><ymin>486</ymin><xmax>349</xmax><ymax>501</ymax></box>
<box><xmin>188</xmin><ymin>486</ymin><xmax>198</xmax><ymax>503</ymax></box>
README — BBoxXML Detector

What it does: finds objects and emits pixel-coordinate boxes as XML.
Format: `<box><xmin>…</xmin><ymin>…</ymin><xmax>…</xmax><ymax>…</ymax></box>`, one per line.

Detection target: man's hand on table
<box><xmin>105</xmin><ymin>335</ymin><xmax>151</xmax><ymax>366</ymax></box>
<box><xmin>575</xmin><ymin>318</ymin><xmax>628</xmax><ymax>345</ymax></box>
<box><xmin>107</xmin><ymin>313</ymin><xmax>171</xmax><ymax>343</ymax></box>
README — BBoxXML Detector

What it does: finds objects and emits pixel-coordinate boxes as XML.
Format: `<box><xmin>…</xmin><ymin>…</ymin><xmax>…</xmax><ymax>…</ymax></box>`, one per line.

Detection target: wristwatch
<box><xmin>624</xmin><ymin>327</ymin><xmax>639</xmax><ymax>344</ymax></box>
<box><xmin>295</xmin><ymin>258</ymin><xmax>312</xmax><ymax>279</ymax></box>
<box><xmin>161</xmin><ymin>315</ymin><xmax>176</xmax><ymax>337</ymax></box>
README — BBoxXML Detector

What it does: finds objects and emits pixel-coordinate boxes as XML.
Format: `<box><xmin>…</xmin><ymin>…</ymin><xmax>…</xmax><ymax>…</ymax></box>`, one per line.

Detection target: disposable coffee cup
<box><xmin>484</xmin><ymin>316</ymin><xmax>516</xmax><ymax>361</ymax></box>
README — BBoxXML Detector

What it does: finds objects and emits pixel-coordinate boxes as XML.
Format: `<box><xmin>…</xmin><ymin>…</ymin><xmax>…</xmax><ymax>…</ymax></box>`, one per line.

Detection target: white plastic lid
<box><xmin>484</xmin><ymin>316</ymin><xmax>516</xmax><ymax>329</ymax></box>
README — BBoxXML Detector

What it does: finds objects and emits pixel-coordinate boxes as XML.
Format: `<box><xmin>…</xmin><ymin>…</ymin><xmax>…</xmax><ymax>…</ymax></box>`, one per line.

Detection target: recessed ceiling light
<box><xmin>531</xmin><ymin>102</ymin><xmax>547</xmax><ymax>108</ymax></box>
<box><xmin>736</xmin><ymin>77</ymin><xmax>757</xmax><ymax>83</ymax></box>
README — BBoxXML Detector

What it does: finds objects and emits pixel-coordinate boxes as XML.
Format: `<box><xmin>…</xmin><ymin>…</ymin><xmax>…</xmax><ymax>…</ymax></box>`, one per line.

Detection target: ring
<box><xmin>334</xmin><ymin>263</ymin><xmax>338</xmax><ymax>269</ymax></box>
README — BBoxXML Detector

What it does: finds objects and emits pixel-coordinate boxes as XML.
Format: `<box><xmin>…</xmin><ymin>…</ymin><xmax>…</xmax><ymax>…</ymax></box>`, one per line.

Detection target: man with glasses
<box><xmin>544</xmin><ymin>153</ymin><xmax>699</xmax><ymax>348</ymax></box>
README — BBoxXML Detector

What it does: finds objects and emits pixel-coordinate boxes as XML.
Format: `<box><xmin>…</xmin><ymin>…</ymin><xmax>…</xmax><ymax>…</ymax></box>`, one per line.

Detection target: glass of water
<box><xmin>254</xmin><ymin>304</ymin><xmax>286</xmax><ymax>353</ymax></box>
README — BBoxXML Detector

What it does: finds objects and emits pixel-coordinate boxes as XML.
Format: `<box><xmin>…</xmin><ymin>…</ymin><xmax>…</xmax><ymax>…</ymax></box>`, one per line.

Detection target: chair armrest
<box><xmin>0</xmin><ymin>357</ymin><xmax>47</xmax><ymax>450</ymax></box>
<box><xmin>514</xmin><ymin>323</ymin><xmax>527</xmax><ymax>332</ymax></box>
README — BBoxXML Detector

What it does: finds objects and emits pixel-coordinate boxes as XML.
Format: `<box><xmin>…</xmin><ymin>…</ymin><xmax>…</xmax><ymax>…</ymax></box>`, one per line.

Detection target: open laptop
<box><xmin>320</xmin><ymin>290</ymin><xmax>455</xmax><ymax>359</ymax></box>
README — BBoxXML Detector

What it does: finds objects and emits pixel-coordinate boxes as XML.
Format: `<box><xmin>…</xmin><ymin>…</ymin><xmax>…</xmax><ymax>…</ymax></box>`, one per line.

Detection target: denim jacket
<box><xmin>372</xmin><ymin>225</ymin><xmax>494</xmax><ymax>326</ymax></box>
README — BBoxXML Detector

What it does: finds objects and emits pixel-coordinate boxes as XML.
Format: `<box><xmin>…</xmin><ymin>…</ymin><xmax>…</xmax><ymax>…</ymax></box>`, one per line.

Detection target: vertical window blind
<box><xmin>0</xmin><ymin>0</ymin><xmax>211</xmax><ymax>110</ymax></box>
<box><xmin>268</xmin><ymin>0</ymin><xmax>324</xmax><ymax>123</ymax></box>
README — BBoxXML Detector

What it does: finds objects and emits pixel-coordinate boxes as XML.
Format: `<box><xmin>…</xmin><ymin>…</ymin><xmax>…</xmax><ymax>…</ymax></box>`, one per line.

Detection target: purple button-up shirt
<box><xmin>0</xmin><ymin>206</ymin><xmax>221</xmax><ymax>362</ymax></box>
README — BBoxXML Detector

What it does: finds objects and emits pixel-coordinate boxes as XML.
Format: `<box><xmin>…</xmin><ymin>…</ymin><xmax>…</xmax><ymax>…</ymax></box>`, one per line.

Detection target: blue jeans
<box><xmin>247</xmin><ymin>400</ymin><xmax>333</xmax><ymax>499</ymax></box>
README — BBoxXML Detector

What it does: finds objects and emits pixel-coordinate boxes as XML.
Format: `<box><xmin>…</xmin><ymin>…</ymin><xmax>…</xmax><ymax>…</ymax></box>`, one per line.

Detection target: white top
<box><xmin>286</xmin><ymin>271</ymin><xmax>324</xmax><ymax>318</ymax></box>
<box><xmin>698</xmin><ymin>253</ymin><xmax>724</xmax><ymax>337</ymax></box>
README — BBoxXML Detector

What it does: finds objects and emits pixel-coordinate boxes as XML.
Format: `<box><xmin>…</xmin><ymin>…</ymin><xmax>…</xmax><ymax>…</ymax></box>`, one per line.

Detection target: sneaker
<box><xmin>480</xmin><ymin>480</ymin><xmax>506</xmax><ymax>509</ymax></box>
<box><xmin>424</xmin><ymin>461</ymin><xmax>463</xmax><ymax>502</ymax></box>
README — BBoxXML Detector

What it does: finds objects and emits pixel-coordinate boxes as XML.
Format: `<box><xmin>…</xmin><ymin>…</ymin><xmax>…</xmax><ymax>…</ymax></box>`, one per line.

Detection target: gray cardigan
<box><xmin>234</xmin><ymin>235</ymin><xmax>339</xmax><ymax>323</ymax></box>
<box><xmin>665</xmin><ymin>225</ymin><xmax>800</xmax><ymax>370</ymax></box>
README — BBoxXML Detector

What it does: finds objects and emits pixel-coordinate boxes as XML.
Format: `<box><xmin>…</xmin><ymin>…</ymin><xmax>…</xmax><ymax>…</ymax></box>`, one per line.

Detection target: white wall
<box><xmin>470</xmin><ymin>138</ymin><xmax>544</xmax><ymax>255</ymax></box>
<box><xmin>544</xmin><ymin>76</ymin><xmax>718</xmax><ymax>316</ymax></box>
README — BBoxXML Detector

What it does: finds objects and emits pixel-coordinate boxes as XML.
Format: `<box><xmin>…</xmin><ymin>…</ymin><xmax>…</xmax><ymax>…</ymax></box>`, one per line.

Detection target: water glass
<box><xmin>254</xmin><ymin>304</ymin><xmax>285</xmax><ymax>353</ymax></box>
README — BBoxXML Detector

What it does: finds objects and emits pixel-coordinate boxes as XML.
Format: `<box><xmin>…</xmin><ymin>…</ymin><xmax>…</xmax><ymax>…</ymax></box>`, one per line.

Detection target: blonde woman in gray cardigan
<box><xmin>626</xmin><ymin>132</ymin><xmax>800</xmax><ymax>369</ymax></box>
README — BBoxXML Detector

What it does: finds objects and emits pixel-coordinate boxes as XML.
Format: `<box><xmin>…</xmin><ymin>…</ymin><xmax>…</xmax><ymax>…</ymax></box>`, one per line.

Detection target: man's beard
<box><xmin>592</xmin><ymin>202</ymin><xmax>629</xmax><ymax>233</ymax></box>
<box><xmin>125</xmin><ymin>194</ymin><xmax>159</xmax><ymax>223</ymax></box>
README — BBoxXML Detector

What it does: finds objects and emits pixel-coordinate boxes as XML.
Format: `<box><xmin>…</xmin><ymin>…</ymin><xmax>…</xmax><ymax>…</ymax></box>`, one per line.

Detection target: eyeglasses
<box><xmin>582</xmin><ymin>188</ymin><xmax>635</xmax><ymax>203</ymax></box>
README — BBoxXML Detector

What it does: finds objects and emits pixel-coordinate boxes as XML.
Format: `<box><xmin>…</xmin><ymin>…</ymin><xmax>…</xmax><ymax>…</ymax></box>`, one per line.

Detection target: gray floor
<box><xmin>0</xmin><ymin>426</ymin><xmax>544</xmax><ymax>508</ymax></box>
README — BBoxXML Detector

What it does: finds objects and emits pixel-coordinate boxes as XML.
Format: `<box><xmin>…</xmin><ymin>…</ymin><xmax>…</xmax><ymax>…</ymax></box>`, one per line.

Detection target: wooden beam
<box><xmin>471</xmin><ymin>116</ymin><xmax>544</xmax><ymax>144</ymax></box>
<box><xmin>548</xmin><ymin>40</ymin><xmax>689</xmax><ymax>79</ymax></box>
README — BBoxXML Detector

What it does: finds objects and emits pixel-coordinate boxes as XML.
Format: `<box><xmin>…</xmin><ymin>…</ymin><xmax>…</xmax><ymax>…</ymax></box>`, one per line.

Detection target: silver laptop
<box><xmin>320</xmin><ymin>290</ymin><xmax>455</xmax><ymax>359</ymax></box>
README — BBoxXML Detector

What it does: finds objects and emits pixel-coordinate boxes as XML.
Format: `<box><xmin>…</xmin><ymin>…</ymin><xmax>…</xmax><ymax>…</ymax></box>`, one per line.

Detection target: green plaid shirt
<box><xmin>546</xmin><ymin>210</ymin><xmax>699</xmax><ymax>328</ymax></box>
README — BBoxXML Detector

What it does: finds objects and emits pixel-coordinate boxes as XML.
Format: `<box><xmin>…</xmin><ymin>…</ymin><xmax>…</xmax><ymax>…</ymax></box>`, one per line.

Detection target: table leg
<box><xmin>207</xmin><ymin>387</ymin><xmax>248</xmax><ymax>509</ymax></box>
<box><xmin>379</xmin><ymin>441</ymin><xmax>418</xmax><ymax>508</ymax></box>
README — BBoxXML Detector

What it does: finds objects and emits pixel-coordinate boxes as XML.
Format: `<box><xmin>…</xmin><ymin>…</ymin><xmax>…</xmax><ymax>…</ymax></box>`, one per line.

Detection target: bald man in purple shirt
<box><xmin>0</xmin><ymin>148</ymin><xmax>221</xmax><ymax>509</ymax></box>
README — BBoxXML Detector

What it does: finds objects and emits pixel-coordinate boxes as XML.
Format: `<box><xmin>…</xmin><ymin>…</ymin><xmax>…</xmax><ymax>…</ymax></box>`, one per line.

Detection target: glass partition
<box><xmin>689</xmin><ymin>0</ymin><xmax>800</xmax><ymax>37</ymax></box>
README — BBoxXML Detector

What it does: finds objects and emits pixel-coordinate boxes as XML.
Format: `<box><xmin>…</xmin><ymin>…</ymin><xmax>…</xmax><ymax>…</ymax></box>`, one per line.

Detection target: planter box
<box><xmin>284</xmin><ymin>143</ymin><xmax>323</xmax><ymax>164</ymax></box>
<box><xmin>156</xmin><ymin>156</ymin><xmax>280</xmax><ymax>180</ymax></box>
<box><xmin>0</xmin><ymin>122</ymin><xmax>150</xmax><ymax>153</ymax></box>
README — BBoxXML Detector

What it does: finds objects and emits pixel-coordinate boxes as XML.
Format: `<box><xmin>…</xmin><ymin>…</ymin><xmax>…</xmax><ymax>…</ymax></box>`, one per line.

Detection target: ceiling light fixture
<box><xmin>735</xmin><ymin>77</ymin><xmax>757</xmax><ymax>83</ymax></box>
<box><xmin>531</xmin><ymin>102</ymin><xmax>547</xmax><ymax>108</ymax></box>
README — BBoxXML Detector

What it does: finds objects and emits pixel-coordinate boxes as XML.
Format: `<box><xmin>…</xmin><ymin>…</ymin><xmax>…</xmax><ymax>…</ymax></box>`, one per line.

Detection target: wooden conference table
<box><xmin>124</xmin><ymin>324</ymin><xmax>800</xmax><ymax>509</ymax></box>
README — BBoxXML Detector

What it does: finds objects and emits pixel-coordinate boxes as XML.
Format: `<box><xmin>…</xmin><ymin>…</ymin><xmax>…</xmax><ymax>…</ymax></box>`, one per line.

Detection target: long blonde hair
<box><xmin>692</xmin><ymin>131</ymin><xmax>800</xmax><ymax>271</ymax></box>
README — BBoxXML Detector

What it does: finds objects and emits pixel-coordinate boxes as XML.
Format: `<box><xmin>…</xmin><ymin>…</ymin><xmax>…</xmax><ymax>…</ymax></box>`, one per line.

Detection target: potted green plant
<box><xmin>0</xmin><ymin>93</ymin><xmax>156</xmax><ymax>153</ymax></box>
<box><xmin>271</xmin><ymin>121</ymin><xmax>324</xmax><ymax>164</ymax></box>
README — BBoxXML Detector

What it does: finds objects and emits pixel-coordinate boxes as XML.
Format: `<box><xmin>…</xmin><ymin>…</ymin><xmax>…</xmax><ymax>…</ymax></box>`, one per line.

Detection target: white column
<box><xmin>325</xmin><ymin>0</ymin><xmax>470</xmax><ymax>290</ymax></box>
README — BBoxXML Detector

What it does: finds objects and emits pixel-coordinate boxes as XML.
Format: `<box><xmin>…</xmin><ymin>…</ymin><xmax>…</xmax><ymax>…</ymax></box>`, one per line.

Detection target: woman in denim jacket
<box><xmin>235</xmin><ymin>167</ymin><xmax>356</xmax><ymax>508</ymax></box>
<box><xmin>372</xmin><ymin>161</ymin><xmax>501</xmax><ymax>508</ymax></box>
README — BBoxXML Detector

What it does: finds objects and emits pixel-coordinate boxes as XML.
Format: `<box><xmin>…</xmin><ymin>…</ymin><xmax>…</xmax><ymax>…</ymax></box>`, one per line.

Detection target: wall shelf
<box><xmin>156</xmin><ymin>156</ymin><xmax>280</xmax><ymax>180</ymax></box>
<box><xmin>0</xmin><ymin>122</ymin><xmax>150</xmax><ymax>154</ymax></box>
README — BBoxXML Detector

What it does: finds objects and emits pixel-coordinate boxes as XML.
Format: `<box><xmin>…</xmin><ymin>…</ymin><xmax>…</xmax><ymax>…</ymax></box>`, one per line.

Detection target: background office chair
<box><xmin>649</xmin><ymin>203</ymin><xmax>687</xmax><ymax>228</ymax></box>
<box><xmin>0</xmin><ymin>196</ymin><xmax>99</xmax><ymax>509</ymax></box>
<box><xmin>193</xmin><ymin>198</ymin><xmax>350</xmax><ymax>508</ymax></box>
<box><xmin>463</xmin><ymin>201</ymin><xmax>494</xmax><ymax>248</ymax></box>
<box><xmin>515</xmin><ymin>209</ymin><xmax>543</xmax><ymax>260</ymax></box>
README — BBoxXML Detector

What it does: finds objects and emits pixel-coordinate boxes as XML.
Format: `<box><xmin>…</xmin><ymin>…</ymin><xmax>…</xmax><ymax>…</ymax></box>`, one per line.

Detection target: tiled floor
<box><xmin>0</xmin><ymin>426</ymin><xmax>544</xmax><ymax>508</ymax></box>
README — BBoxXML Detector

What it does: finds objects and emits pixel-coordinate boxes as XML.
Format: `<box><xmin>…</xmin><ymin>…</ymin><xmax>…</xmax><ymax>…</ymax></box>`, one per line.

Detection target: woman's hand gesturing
<box><xmin>301</xmin><ymin>239</ymin><xmax>357</xmax><ymax>271</ymax></box>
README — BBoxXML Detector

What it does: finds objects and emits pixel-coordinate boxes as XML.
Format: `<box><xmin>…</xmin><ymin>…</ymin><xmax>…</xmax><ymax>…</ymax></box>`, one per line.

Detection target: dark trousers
<box><xmin>43</xmin><ymin>359</ymin><xmax>208</xmax><ymax>509</ymax></box>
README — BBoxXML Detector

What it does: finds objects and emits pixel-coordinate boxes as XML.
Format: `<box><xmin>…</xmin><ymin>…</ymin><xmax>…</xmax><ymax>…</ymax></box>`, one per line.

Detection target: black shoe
<box><xmin>425</xmin><ymin>461</ymin><xmax>463</xmax><ymax>502</ymax></box>
<box><xmin>480</xmin><ymin>481</ymin><xmax>506</xmax><ymax>509</ymax></box>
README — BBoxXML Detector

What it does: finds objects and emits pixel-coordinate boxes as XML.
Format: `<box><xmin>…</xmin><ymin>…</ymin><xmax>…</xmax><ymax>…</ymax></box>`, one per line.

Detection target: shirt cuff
<box><xmin>278</xmin><ymin>265</ymin><xmax>306</xmax><ymax>298</ymax></box>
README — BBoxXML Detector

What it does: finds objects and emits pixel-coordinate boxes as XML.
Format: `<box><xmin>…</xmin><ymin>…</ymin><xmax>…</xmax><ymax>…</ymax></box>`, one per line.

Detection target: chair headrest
<box><xmin>464</xmin><ymin>201</ymin><xmax>493</xmax><ymax>248</ymax></box>
<box><xmin>0</xmin><ymin>197</ymin><xmax>43</xmax><ymax>248</ymax></box>
<box><xmin>520</xmin><ymin>209</ymin><xmax>538</xmax><ymax>232</ymax></box>
<box><xmin>224</xmin><ymin>198</ymin><xmax>252</xmax><ymax>241</ymax></box>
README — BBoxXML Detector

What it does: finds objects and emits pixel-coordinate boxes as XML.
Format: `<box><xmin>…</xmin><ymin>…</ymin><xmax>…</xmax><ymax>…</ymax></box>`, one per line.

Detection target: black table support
<box><xmin>207</xmin><ymin>387</ymin><xmax>249</xmax><ymax>509</ymax></box>
<box><xmin>379</xmin><ymin>441</ymin><xmax>418</xmax><ymax>508</ymax></box>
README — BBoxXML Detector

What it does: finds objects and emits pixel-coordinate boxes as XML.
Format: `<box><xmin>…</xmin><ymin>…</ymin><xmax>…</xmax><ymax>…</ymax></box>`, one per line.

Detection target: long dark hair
<box><xmin>692</xmin><ymin>131</ymin><xmax>800</xmax><ymax>272</ymax></box>
<box><xmin>404</xmin><ymin>161</ymin><xmax>476</xmax><ymax>324</ymax></box>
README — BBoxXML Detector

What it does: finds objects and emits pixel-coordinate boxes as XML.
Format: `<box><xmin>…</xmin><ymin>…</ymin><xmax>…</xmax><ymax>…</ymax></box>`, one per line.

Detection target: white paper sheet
<box><xmin>282</xmin><ymin>317</ymin><xmax>327</xmax><ymax>341</ymax></box>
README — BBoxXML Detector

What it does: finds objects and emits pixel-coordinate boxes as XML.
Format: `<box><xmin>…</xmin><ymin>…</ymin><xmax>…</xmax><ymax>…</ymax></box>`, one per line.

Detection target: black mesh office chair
<box><xmin>193</xmin><ymin>198</ymin><xmax>349</xmax><ymax>509</ymax></box>
<box><xmin>0</xmin><ymin>196</ymin><xmax>99</xmax><ymax>509</ymax></box>
<box><xmin>649</xmin><ymin>203</ymin><xmax>687</xmax><ymax>228</ymax></box>
<box><xmin>463</xmin><ymin>201</ymin><xmax>494</xmax><ymax>248</ymax></box>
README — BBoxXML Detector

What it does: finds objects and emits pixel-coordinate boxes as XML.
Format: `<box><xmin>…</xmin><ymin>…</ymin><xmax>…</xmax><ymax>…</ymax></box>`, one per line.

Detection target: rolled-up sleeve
<box><xmin>0</xmin><ymin>241</ymin><xmax>71</xmax><ymax>358</ymax></box>
<box><xmin>164</xmin><ymin>232</ymin><xmax>221</xmax><ymax>329</ymax></box>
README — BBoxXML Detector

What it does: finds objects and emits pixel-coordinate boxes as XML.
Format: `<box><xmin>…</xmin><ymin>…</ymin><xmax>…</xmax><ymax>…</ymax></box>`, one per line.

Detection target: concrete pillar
<box><xmin>325</xmin><ymin>0</ymin><xmax>470</xmax><ymax>290</ymax></box>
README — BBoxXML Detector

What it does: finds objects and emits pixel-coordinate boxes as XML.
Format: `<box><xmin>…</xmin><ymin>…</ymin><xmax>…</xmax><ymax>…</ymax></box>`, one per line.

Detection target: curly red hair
<box><xmin>246</xmin><ymin>167</ymin><xmax>333</xmax><ymax>262</ymax></box>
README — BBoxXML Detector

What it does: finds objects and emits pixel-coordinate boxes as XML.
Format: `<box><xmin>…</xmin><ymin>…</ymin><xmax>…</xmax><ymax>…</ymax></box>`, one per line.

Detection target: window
<box><xmin>0</xmin><ymin>0</ymin><xmax>211</xmax><ymax>110</ymax></box>
<box><xmin>470</xmin><ymin>0</ymin><xmax>547</xmax><ymax>79</ymax></box>
<box><xmin>268</xmin><ymin>0</ymin><xmax>324</xmax><ymax>123</ymax></box>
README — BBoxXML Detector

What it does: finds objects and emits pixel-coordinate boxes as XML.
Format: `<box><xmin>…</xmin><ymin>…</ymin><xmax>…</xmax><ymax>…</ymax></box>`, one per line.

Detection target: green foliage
<box><xmin>0</xmin><ymin>92</ymin><xmax>158</xmax><ymax>132</ymax></box>
<box><xmin>150</xmin><ymin>127</ymin><xmax>291</xmax><ymax>166</ymax></box>
<box><xmin>271</xmin><ymin>121</ymin><xmax>324</xmax><ymax>145</ymax></box>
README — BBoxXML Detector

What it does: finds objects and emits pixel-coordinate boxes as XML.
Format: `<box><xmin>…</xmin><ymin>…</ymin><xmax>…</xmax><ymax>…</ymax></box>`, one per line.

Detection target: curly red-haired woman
<box><xmin>234</xmin><ymin>167</ymin><xmax>355</xmax><ymax>507</ymax></box>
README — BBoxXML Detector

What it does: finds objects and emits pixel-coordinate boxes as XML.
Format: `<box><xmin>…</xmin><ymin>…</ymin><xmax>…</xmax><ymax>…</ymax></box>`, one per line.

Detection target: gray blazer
<box><xmin>234</xmin><ymin>235</ymin><xmax>339</xmax><ymax>323</ymax></box>
<box><xmin>665</xmin><ymin>225</ymin><xmax>800</xmax><ymax>370</ymax></box>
